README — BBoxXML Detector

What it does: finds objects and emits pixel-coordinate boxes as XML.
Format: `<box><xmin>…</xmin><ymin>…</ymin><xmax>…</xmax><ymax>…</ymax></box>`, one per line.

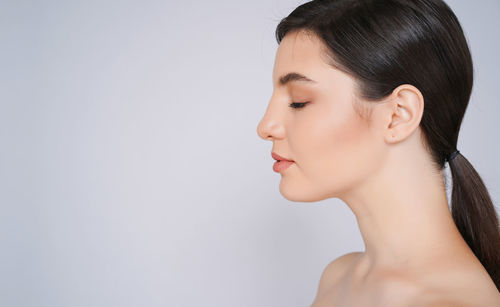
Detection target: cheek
<box><xmin>291</xmin><ymin>105</ymin><xmax>371</xmax><ymax>179</ymax></box>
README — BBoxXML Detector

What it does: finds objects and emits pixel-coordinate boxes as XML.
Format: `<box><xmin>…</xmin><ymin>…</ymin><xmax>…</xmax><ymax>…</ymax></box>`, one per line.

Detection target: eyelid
<box><xmin>289</xmin><ymin>101</ymin><xmax>310</xmax><ymax>109</ymax></box>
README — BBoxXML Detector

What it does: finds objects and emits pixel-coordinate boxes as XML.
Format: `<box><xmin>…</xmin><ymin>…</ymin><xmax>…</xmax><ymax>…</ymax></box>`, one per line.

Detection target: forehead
<box><xmin>277</xmin><ymin>30</ymin><xmax>323</xmax><ymax>60</ymax></box>
<box><xmin>272</xmin><ymin>30</ymin><xmax>338</xmax><ymax>86</ymax></box>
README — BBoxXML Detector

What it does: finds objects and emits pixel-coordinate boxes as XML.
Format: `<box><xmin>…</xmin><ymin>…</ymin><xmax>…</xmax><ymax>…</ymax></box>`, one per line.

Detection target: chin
<box><xmin>279</xmin><ymin>181</ymin><xmax>332</xmax><ymax>202</ymax></box>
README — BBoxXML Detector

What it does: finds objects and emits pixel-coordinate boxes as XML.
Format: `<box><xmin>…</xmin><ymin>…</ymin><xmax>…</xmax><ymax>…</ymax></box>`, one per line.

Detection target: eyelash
<box><xmin>289</xmin><ymin>102</ymin><xmax>309</xmax><ymax>109</ymax></box>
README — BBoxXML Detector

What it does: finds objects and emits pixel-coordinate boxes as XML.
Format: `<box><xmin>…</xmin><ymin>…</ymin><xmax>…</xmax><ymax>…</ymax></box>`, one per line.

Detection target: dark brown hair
<box><xmin>275</xmin><ymin>0</ymin><xmax>500</xmax><ymax>290</ymax></box>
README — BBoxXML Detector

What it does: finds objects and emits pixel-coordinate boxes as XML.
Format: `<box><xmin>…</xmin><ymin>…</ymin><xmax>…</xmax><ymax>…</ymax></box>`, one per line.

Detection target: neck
<box><xmin>338</xmin><ymin>144</ymin><xmax>473</xmax><ymax>272</ymax></box>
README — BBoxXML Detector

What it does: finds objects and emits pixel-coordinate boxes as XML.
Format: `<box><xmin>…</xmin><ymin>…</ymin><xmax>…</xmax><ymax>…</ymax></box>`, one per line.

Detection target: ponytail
<box><xmin>448</xmin><ymin>152</ymin><xmax>500</xmax><ymax>291</ymax></box>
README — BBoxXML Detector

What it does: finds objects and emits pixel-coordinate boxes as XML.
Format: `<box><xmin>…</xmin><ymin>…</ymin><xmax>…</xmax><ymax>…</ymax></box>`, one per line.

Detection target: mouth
<box><xmin>271</xmin><ymin>152</ymin><xmax>294</xmax><ymax>162</ymax></box>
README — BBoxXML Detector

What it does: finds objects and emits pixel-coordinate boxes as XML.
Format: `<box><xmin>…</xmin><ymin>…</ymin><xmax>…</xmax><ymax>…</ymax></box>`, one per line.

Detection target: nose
<box><xmin>256</xmin><ymin>105</ymin><xmax>285</xmax><ymax>141</ymax></box>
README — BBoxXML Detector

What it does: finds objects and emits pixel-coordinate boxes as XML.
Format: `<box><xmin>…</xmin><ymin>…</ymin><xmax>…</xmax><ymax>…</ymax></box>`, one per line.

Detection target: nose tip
<box><xmin>257</xmin><ymin>118</ymin><xmax>275</xmax><ymax>141</ymax></box>
<box><xmin>256</xmin><ymin>121</ymin><xmax>267</xmax><ymax>140</ymax></box>
<box><xmin>257</xmin><ymin>100</ymin><xmax>285</xmax><ymax>141</ymax></box>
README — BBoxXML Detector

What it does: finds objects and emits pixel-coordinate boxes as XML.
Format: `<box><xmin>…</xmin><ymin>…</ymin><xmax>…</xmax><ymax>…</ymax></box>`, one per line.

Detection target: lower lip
<box><xmin>273</xmin><ymin>160</ymin><xmax>294</xmax><ymax>172</ymax></box>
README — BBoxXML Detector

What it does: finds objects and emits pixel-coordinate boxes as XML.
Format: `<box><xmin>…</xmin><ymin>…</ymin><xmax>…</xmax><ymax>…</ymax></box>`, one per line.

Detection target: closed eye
<box><xmin>289</xmin><ymin>102</ymin><xmax>309</xmax><ymax>109</ymax></box>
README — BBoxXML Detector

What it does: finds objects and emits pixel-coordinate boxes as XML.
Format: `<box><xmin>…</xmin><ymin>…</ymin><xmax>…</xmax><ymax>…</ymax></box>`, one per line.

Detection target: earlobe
<box><xmin>385</xmin><ymin>85</ymin><xmax>424</xmax><ymax>144</ymax></box>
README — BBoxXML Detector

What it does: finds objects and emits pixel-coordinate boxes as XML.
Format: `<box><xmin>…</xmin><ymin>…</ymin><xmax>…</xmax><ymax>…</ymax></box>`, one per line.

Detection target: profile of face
<box><xmin>257</xmin><ymin>30</ymin><xmax>390</xmax><ymax>203</ymax></box>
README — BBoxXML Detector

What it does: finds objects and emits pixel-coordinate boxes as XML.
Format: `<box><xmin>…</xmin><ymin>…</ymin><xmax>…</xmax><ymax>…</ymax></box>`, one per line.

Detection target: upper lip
<box><xmin>271</xmin><ymin>152</ymin><xmax>294</xmax><ymax>162</ymax></box>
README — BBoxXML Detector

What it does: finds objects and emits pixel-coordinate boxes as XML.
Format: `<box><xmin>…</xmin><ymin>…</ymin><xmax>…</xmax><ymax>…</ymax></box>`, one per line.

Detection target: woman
<box><xmin>256</xmin><ymin>0</ymin><xmax>500</xmax><ymax>305</ymax></box>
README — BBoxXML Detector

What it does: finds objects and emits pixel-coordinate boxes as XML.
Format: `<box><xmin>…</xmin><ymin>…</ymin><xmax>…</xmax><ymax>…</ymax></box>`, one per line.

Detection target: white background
<box><xmin>1</xmin><ymin>0</ymin><xmax>499</xmax><ymax>306</ymax></box>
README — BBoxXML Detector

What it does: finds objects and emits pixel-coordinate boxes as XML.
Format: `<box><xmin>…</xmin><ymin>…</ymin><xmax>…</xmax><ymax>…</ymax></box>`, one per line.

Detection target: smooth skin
<box><xmin>257</xmin><ymin>30</ymin><xmax>500</xmax><ymax>306</ymax></box>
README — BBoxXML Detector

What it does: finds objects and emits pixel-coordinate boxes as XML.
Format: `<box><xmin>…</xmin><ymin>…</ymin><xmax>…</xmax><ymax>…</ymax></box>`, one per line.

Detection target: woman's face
<box><xmin>257</xmin><ymin>30</ymin><xmax>387</xmax><ymax>202</ymax></box>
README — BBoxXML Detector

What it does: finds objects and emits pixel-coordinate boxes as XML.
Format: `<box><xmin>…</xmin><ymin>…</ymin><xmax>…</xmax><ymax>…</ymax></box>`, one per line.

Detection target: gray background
<box><xmin>1</xmin><ymin>0</ymin><xmax>499</xmax><ymax>306</ymax></box>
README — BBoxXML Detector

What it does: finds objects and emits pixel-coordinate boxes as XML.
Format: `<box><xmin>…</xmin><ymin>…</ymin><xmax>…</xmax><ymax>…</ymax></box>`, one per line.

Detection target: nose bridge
<box><xmin>257</xmin><ymin>95</ymin><xmax>285</xmax><ymax>140</ymax></box>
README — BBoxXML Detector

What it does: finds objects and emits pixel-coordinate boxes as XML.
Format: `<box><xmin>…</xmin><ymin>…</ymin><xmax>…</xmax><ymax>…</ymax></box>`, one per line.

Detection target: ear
<box><xmin>383</xmin><ymin>84</ymin><xmax>424</xmax><ymax>144</ymax></box>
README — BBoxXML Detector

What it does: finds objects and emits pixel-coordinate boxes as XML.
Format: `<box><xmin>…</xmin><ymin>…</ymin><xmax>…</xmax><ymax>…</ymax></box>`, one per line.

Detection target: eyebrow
<box><xmin>278</xmin><ymin>72</ymin><xmax>317</xmax><ymax>86</ymax></box>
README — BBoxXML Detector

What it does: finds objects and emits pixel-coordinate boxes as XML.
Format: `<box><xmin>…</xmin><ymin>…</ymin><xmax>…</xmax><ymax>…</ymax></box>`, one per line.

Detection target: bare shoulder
<box><xmin>311</xmin><ymin>252</ymin><xmax>500</xmax><ymax>306</ymax></box>
<box><xmin>314</xmin><ymin>252</ymin><xmax>362</xmax><ymax>298</ymax></box>
<box><xmin>410</xmin><ymin>286</ymin><xmax>500</xmax><ymax>307</ymax></box>
<box><xmin>376</xmin><ymin>271</ymin><xmax>500</xmax><ymax>307</ymax></box>
<box><xmin>407</xmin><ymin>268</ymin><xmax>500</xmax><ymax>307</ymax></box>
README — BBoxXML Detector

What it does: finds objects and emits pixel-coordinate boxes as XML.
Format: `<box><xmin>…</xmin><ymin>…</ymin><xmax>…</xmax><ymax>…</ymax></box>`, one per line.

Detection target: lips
<box><xmin>271</xmin><ymin>152</ymin><xmax>293</xmax><ymax>162</ymax></box>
